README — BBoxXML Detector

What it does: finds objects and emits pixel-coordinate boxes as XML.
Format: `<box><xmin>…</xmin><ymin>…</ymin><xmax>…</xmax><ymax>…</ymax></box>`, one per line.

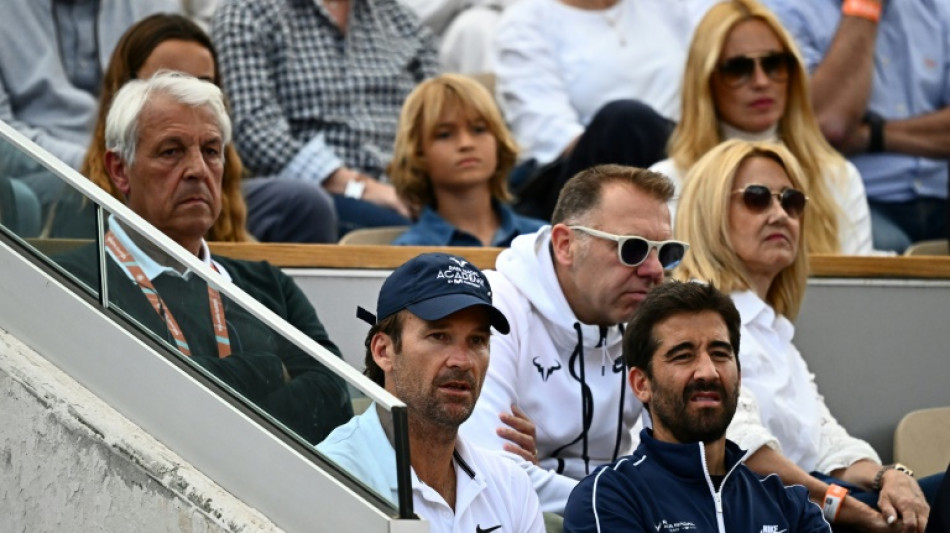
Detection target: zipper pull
<box><xmin>714</xmin><ymin>492</ymin><xmax>723</xmax><ymax>514</ymax></box>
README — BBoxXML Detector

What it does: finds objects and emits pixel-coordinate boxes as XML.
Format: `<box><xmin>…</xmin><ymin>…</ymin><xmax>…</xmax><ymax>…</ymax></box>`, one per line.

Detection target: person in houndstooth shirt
<box><xmin>213</xmin><ymin>0</ymin><xmax>440</xmax><ymax>238</ymax></box>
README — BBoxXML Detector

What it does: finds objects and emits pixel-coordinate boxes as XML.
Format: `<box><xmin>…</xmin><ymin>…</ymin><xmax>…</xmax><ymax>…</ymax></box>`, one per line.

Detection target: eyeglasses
<box><xmin>568</xmin><ymin>226</ymin><xmax>689</xmax><ymax>269</ymax></box>
<box><xmin>733</xmin><ymin>185</ymin><xmax>808</xmax><ymax>218</ymax></box>
<box><xmin>717</xmin><ymin>52</ymin><xmax>794</xmax><ymax>87</ymax></box>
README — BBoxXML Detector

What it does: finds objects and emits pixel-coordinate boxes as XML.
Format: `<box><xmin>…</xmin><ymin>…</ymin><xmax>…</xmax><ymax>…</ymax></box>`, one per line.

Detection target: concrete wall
<box><xmin>0</xmin><ymin>329</ymin><xmax>281</xmax><ymax>533</ymax></box>
<box><xmin>294</xmin><ymin>269</ymin><xmax>950</xmax><ymax>464</ymax></box>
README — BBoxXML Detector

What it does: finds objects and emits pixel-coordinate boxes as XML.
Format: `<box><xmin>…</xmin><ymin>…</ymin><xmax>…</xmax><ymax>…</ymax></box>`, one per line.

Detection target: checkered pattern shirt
<box><xmin>213</xmin><ymin>0</ymin><xmax>439</xmax><ymax>182</ymax></box>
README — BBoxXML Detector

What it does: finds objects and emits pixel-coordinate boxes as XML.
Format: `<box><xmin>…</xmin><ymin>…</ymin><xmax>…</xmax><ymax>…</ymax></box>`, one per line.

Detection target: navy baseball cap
<box><xmin>357</xmin><ymin>253</ymin><xmax>510</xmax><ymax>334</ymax></box>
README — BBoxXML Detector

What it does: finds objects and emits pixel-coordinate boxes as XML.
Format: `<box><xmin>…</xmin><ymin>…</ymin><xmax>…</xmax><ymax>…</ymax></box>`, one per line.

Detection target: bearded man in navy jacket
<box><xmin>564</xmin><ymin>281</ymin><xmax>829</xmax><ymax>532</ymax></box>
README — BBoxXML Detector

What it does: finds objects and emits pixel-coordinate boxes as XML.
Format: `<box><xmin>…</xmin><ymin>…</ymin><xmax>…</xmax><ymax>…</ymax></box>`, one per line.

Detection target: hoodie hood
<box><xmin>494</xmin><ymin>227</ymin><xmax>624</xmax><ymax>355</ymax></box>
<box><xmin>463</xmin><ymin>226</ymin><xmax>642</xmax><ymax>484</ymax></box>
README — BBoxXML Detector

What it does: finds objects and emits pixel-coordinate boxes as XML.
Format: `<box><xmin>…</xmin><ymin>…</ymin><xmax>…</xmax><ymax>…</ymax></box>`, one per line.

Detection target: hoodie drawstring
<box><xmin>551</xmin><ymin>324</ymin><xmax>629</xmax><ymax>474</ymax></box>
<box><xmin>613</xmin><ymin>323</ymin><xmax>626</xmax><ymax>461</ymax></box>
<box><xmin>550</xmin><ymin>322</ymin><xmax>594</xmax><ymax>475</ymax></box>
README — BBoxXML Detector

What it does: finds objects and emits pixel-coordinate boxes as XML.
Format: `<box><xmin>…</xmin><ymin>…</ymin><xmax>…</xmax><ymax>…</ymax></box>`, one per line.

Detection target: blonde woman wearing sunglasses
<box><xmin>650</xmin><ymin>0</ymin><xmax>879</xmax><ymax>255</ymax></box>
<box><xmin>674</xmin><ymin>139</ymin><xmax>936</xmax><ymax>531</ymax></box>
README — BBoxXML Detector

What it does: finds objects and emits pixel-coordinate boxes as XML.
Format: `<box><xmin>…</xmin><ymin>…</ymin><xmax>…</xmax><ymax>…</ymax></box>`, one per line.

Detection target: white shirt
<box><xmin>725</xmin><ymin>290</ymin><xmax>880</xmax><ymax>474</ymax></box>
<box><xmin>494</xmin><ymin>0</ymin><xmax>718</xmax><ymax>163</ymax></box>
<box><xmin>317</xmin><ymin>406</ymin><xmax>544</xmax><ymax>533</ymax></box>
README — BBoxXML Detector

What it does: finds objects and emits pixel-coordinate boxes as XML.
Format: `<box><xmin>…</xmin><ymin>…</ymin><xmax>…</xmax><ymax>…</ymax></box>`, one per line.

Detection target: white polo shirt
<box><xmin>318</xmin><ymin>405</ymin><xmax>544</xmax><ymax>533</ymax></box>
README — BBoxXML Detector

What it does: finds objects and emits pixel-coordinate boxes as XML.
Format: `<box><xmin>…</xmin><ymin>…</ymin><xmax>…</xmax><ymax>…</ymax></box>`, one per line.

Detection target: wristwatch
<box><xmin>863</xmin><ymin>111</ymin><xmax>886</xmax><ymax>153</ymax></box>
<box><xmin>872</xmin><ymin>463</ymin><xmax>914</xmax><ymax>491</ymax></box>
<box><xmin>344</xmin><ymin>178</ymin><xmax>366</xmax><ymax>200</ymax></box>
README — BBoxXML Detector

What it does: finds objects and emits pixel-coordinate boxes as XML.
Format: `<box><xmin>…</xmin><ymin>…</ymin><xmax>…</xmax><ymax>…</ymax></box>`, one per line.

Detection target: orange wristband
<box><xmin>822</xmin><ymin>484</ymin><xmax>849</xmax><ymax>523</ymax></box>
<box><xmin>842</xmin><ymin>0</ymin><xmax>882</xmax><ymax>23</ymax></box>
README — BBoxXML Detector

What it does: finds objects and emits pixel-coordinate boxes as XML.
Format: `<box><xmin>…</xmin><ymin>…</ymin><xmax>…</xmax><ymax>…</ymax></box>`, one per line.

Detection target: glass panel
<box><xmin>316</xmin><ymin>389</ymin><xmax>409</xmax><ymax>513</ymax></box>
<box><xmin>0</xmin><ymin>128</ymin><xmax>408</xmax><ymax>514</ymax></box>
<box><xmin>0</xmin><ymin>134</ymin><xmax>100</xmax><ymax>297</ymax></box>
<box><xmin>89</xmin><ymin>212</ymin><xmax>398</xmax><ymax>509</ymax></box>
<box><xmin>0</xmin><ymin>133</ymin><xmax>61</xmax><ymax>240</ymax></box>
<box><xmin>0</xmin><ymin>134</ymin><xmax>99</xmax><ymax>240</ymax></box>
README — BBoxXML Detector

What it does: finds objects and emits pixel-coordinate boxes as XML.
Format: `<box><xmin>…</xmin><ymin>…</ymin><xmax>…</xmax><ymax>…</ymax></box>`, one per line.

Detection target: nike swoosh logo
<box><xmin>476</xmin><ymin>526</ymin><xmax>501</xmax><ymax>533</ymax></box>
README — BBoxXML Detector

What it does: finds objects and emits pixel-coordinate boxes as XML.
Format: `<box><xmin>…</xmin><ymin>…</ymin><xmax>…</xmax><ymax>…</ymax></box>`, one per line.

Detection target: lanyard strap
<box><xmin>105</xmin><ymin>231</ymin><xmax>232</xmax><ymax>358</ymax></box>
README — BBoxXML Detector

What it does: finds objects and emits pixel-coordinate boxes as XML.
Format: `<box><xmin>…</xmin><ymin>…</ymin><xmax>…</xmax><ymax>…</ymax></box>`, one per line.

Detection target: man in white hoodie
<box><xmin>460</xmin><ymin>164</ymin><xmax>688</xmax><ymax>512</ymax></box>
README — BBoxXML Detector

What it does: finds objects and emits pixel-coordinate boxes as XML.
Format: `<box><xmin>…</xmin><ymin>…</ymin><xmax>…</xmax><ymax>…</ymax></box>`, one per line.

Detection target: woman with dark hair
<box><xmin>75</xmin><ymin>13</ymin><xmax>337</xmax><ymax>242</ymax></box>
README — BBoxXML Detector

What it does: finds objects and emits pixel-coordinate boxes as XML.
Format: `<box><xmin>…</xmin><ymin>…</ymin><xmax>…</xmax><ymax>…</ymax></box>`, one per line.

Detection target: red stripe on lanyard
<box><xmin>105</xmin><ymin>231</ymin><xmax>231</xmax><ymax>358</ymax></box>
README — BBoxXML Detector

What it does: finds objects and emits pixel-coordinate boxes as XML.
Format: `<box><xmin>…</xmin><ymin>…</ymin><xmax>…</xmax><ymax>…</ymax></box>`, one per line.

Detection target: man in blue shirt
<box><xmin>764</xmin><ymin>0</ymin><xmax>950</xmax><ymax>253</ymax></box>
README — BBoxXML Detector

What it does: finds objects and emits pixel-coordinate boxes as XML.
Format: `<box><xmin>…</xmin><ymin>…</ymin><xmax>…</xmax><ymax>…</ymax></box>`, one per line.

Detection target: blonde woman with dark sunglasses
<box><xmin>650</xmin><ymin>0</ymin><xmax>879</xmax><ymax>255</ymax></box>
<box><xmin>674</xmin><ymin>139</ymin><xmax>938</xmax><ymax>531</ymax></box>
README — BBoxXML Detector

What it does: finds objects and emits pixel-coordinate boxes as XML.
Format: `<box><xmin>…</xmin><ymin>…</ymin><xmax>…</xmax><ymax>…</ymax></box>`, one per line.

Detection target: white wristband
<box><xmin>344</xmin><ymin>178</ymin><xmax>366</xmax><ymax>199</ymax></box>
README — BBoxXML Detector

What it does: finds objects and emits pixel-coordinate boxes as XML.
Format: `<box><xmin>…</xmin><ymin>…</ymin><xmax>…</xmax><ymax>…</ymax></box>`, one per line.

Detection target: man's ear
<box><xmin>370</xmin><ymin>332</ymin><xmax>396</xmax><ymax>375</ymax></box>
<box><xmin>550</xmin><ymin>223</ymin><xmax>575</xmax><ymax>267</ymax></box>
<box><xmin>104</xmin><ymin>151</ymin><xmax>131</xmax><ymax>198</ymax></box>
<box><xmin>629</xmin><ymin>367</ymin><xmax>653</xmax><ymax>405</ymax></box>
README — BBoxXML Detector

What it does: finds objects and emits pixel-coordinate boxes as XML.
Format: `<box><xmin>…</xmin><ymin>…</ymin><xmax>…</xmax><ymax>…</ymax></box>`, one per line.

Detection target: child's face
<box><xmin>422</xmin><ymin>104</ymin><xmax>497</xmax><ymax>191</ymax></box>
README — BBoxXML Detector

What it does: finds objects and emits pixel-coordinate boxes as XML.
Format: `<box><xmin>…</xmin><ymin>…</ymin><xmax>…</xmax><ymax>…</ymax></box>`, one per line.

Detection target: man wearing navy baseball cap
<box><xmin>318</xmin><ymin>253</ymin><xmax>544</xmax><ymax>533</ymax></box>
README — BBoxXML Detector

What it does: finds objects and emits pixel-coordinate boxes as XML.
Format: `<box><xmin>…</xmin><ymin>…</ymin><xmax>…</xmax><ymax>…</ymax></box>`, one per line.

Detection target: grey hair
<box><xmin>105</xmin><ymin>70</ymin><xmax>231</xmax><ymax>165</ymax></box>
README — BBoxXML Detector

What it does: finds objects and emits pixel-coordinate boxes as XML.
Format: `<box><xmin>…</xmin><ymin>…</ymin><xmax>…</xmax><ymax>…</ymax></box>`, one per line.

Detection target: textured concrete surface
<box><xmin>0</xmin><ymin>329</ymin><xmax>283</xmax><ymax>533</ymax></box>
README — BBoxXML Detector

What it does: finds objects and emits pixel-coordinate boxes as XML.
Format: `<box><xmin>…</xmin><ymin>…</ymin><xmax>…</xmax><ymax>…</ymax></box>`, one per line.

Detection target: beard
<box><xmin>650</xmin><ymin>377</ymin><xmax>739</xmax><ymax>444</ymax></box>
<box><xmin>391</xmin><ymin>364</ymin><xmax>479</xmax><ymax>430</ymax></box>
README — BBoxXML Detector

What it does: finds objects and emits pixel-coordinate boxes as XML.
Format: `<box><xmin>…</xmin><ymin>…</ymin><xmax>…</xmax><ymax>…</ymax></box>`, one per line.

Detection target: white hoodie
<box><xmin>460</xmin><ymin>227</ymin><xmax>644</xmax><ymax>513</ymax></box>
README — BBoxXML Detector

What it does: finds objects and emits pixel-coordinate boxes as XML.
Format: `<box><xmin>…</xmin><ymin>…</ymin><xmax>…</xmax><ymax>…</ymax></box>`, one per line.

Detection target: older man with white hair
<box><xmin>57</xmin><ymin>72</ymin><xmax>352</xmax><ymax>444</ymax></box>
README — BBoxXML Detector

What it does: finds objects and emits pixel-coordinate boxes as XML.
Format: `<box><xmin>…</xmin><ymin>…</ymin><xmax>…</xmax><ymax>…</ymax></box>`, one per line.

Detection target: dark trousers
<box><xmin>332</xmin><ymin>195</ymin><xmax>410</xmax><ymax>240</ymax></box>
<box><xmin>868</xmin><ymin>197</ymin><xmax>948</xmax><ymax>254</ymax></box>
<box><xmin>243</xmin><ymin>177</ymin><xmax>338</xmax><ymax>243</ymax></box>
<box><xmin>925</xmin><ymin>463</ymin><xmax>950</xmax><ymax>533</ymax></box>
<box><xmin>513</xmin><ymin>99</ymin><xmax>675</xmax><ymax>221</ymax></box>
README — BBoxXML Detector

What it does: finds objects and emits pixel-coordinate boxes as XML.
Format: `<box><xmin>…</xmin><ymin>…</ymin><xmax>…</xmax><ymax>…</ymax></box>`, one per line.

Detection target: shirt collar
<box><xmin>415</xmin><ymin>206</ymin><xmax>459</xmax><ymax>246</ymax></box>
<box><xmin>638</xmin><ymin>428</ymin><xmax>749</xmax><ymax>480</ymax></box>
<box><xmin>107</xmin><ymin>215</ymin><xmax>230</xmax><ymax>282</ymax></box>
<box><xmin>492</xmin><ymin>200</ymin><xmax>521</xmax><ymax>245</ymax></box>
<box><xmin>730</xmin><ymin>289</ymin><xmax>794</xmax><ymax>341</ymax></box>
<box><xmin>412</xmin><ymin>435</ymin><xmax>486</xmax><ymax>510</ymax></box>
<box><xmin>417</xmin><ymin>200</ymin><xmax>519</xmax><ymax>247</ymax></box>
<box><xmin>719</xmin><ymin>121</ymin><xmax>779</xmax><ymax>143</ymax></box>
<box><xmin>730</xmin><ymin>289</ymin><xmax>770</xmax><ymax>327</ymax></box>
<box><xmin>365</xmin><ymin>405</ymin><xmax>485</xmax><ymax>503</ymax></box>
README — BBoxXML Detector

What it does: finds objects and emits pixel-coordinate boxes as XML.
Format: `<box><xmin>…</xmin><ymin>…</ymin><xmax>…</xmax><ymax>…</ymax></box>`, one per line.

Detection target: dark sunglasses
<box><xmin>568</xmin><ymin>226</ymin><xmax>689</xmax><ymax>268</ymax></box>
<box><xmin>717</xmin><ymin>52</ymin><xmax>794</xmax><ymax>87</ymax></box>
<box><xmin>733</xmin><ymin>185</ymin><xmax>808</xmax><ymax>218</ymax></box>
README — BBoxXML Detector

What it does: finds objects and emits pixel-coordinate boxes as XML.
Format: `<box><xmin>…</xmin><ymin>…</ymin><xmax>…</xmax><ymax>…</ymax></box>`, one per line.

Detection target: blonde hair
<box><xmin>673</xmin><ymin>139</ymin><xmax>809</xmax><ymax>320</ymax></box>
<box><xmin>388</xmin><ymin>74</ymin><xmax>517</xmax><ymax>211</ymax></box>
<box><xmin>669</xmin><ymin>0</ymin><xmax>844</xmax><ymax>254</ymax></box>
